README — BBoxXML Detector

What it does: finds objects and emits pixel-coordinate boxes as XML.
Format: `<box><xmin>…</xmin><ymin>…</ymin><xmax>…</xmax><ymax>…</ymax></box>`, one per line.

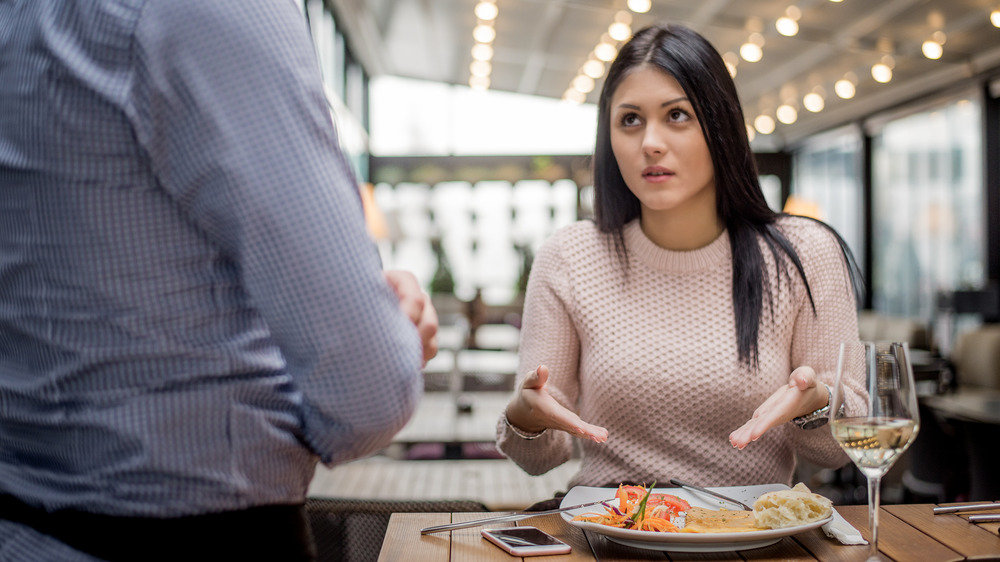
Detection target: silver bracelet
<box><xmin>503</xmin><ymin>412</ymin><xmax>546</xmax><ymax>440</ymax></box>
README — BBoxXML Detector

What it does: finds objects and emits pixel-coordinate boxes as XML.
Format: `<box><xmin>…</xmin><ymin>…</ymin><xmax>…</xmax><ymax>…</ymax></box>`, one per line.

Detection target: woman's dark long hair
<box><xmin>592</xmin><ymin>23</ymin><xmax>863</xmax><ymax>368</ymax></box>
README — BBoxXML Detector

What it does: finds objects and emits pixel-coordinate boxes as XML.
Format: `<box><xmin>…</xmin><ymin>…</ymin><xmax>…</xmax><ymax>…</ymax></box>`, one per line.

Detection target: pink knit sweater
<box><xmin>496</xmin><ymin>216</ymin><xmax>862</xmax><ymax>489</ymax></box>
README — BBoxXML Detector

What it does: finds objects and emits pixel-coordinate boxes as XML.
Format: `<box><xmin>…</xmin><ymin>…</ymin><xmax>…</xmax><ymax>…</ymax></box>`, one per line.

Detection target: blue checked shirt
<box><xmin>0</xmin><ymin>0</ymin><xmax>422</xmax><ymax>556</ymax></box>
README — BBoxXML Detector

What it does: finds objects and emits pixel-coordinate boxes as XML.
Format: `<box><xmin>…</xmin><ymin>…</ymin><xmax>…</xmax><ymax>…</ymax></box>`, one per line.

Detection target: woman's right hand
<box><xmin>504</xmin><ymin>365</ymin><xmax>609</xmax><ymax>443</ymax></box>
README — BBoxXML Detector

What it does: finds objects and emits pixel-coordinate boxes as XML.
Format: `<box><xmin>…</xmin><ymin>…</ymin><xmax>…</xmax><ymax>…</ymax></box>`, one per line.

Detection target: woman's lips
<box><xmin>642</xmin><ymin>166</ymin><xmax>674</xmax><ymax>182</ymax></box>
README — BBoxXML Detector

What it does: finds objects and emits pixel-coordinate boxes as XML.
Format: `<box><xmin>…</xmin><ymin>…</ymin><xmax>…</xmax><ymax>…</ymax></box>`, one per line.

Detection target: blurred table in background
<box><xmin>308</xmin><ymin>457</ymin><xmax>580</xmax><ymax>512</ymax></box>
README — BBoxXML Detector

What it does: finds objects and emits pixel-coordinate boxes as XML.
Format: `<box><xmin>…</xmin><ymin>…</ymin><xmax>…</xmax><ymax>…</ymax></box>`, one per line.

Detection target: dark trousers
<box><xmin>0</xmin><ymin>494</ymin><xmax>316</xmax><ymax>561</ymax></box>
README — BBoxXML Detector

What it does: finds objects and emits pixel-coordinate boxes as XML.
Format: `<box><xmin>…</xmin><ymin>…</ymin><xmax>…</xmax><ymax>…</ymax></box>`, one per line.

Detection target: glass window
<box><xmin>791</xmin><ymin>126</ymin><xmax>864</xmax><ymax>265</ymax></box>
<box><xmin>871</xmin><ymin>93</ymin><xmax>984</xmax><ymax>321</ymax></box>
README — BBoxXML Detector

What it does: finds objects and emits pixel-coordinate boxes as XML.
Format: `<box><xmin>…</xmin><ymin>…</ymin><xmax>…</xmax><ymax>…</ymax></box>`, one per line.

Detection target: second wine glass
<box><xmin>830</xmin><ymin>341</ymin><xmax>920</xmax><ymax>562</ymax></box>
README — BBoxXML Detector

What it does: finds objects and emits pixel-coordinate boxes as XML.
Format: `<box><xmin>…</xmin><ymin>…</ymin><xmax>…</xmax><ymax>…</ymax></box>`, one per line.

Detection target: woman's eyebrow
<box><xmin>615</xmin><ymin>96</ymin><xmax>689</xmax><ymax>111</ymax></box>
<box><xmin>661</xmin><ymin>96</ymin><xmax>689</xmax><ymax>107</ymax></box>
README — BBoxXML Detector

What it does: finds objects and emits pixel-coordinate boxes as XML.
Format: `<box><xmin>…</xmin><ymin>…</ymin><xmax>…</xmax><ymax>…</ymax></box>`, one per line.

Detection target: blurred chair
<box><xmin>306</xmin><ymin>498</ymin><xmax>488</xmax><ymax>562</ymax></box>
<box><xmin>951</xmin><ymin>323</ymin><xmax>1000</xmax><ymax>389</ymax></box>
<box><xmin>945</xmin><ymin>324</ymin><xmax>1000</xmax><ymax>500</ymax></box>
<box><xmin>857</xmin><ymin>310</ymin><xmax>931</xmax><ymax>349</ymax></box>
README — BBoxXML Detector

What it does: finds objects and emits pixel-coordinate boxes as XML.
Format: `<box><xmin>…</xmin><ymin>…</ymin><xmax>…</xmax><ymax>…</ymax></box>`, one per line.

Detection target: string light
<box><xmin>468</xmin><ymin>0</ymin><xmax>497</xmax><ymax>91</ymax></box>
<box><xmin>582</xmin><ymin>59</ymin><xmax>606</xmax><ymax>79</ymax></box>
<box><xmin>871</xmin><ymin>54</ymin><xmax>894</xmax><ymax>83</ymax></box>
<box><xmin>776</xmin><ymin>104</ymin><xmax>798</xmax><ymax>124</ymax></box>
<box><xmin>871</xmin><ymin>62</ymin><xmax>893</xmax><ymax>83</ymax></box>
<box><xmin>594</xmin><ymin>42</ymin><xmax>617</xmax><ymax>62</ymax></box>
<box><xmin>723</xmin><ymin>52</ymin><xmax>739</xmax><ymax>78</ymax></box>
<box><xmin>609</xmin><ymin>21</ymin><xmax>632</xmax><ymax>42</ymax></box>
<box><xmin>473</xmin><ymin>24</ymin><xmax>496</xmax><ymax>43</ymax></box>
<box><xmin>470</xmin><ymin>60</ymin><xmax>491</xmax><ymax>77</ymax></box>
<box><xmin>572</xmin><ymin>75</ymin><xmax>596</xmax><ymax>94</ymax></box>
<box><xmin>754</xmin><ymin>114</ymin><xmax>776</xmax><ymax>135</ymax></box>
<box><xmin>627</xmin><ymin>0</ymin><xmax>651</xmax><ymax>14</ymax></box>
<box><xmin>922</xmin><ymin>39</ymin><xmax>943</xmax><ymax>60</ymax></box>
<box><xmin>740</xmin><ymin>32</ymin><xmax>765</xmax><ymax>62</ymax></box>
<box><xmin>775</xmin><ymin>6</ymin><xmax>801</xmax><ymax>37</ymax></box>
<box><xmin>473</xmin><ymin>1</ymin><xmax>498</xmax><ymax>21</ymax></box>
<box><xmin>803</xmin><ymin>91</ymin><xmax>825</xmax><ymax>112</ymax></box>
<box><xmin>992</xmin><ymin>9</ymin><xmax>1000</xmax><ymax>27</ymax></box>
<box><xmin>834</xmin><ymin>72</ymin><xmax>857</xmax><ymax>99</ymax></box>
<box><xmin>471</xmin><ymin>43</ymin><xmax>493</xmax><ymax>61</ymax></box>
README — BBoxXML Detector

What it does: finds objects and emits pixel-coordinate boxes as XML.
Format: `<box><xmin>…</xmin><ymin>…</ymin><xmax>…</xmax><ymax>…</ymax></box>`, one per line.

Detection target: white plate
<box><xmin>559</xmin><ymin>484</ymin><xmax>833</xmax><ymax>552</ymax></box>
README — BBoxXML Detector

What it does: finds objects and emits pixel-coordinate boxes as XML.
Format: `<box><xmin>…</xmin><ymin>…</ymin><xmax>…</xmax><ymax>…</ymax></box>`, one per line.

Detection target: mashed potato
<box><xmin>753</xmin><ymin>483</ymin><xmax>833</xmax><ymax>529</ymax></box>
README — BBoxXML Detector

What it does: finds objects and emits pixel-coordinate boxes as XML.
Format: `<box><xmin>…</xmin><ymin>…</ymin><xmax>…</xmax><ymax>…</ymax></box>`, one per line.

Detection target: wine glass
<box><xmin>831</xmin><ymin>341</ymin><xmax>921</xmax><ymax>561</ymax></box>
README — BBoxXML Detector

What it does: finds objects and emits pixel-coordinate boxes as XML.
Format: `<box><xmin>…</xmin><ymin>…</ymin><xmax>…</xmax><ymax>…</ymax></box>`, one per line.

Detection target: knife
<box><xmin>419</xmin><ymin>498</ymin><xmax>615</xmax><ymax>534</ymax></box>
<box><xmin>669</xmin><ymin>478</ymin><xmax>753</xmax><ymax>510</ymax></box>
<box><xmin>932</xmin><ymin>501</ymin><xmax>1000</xmax><ymax>514</ymax></box>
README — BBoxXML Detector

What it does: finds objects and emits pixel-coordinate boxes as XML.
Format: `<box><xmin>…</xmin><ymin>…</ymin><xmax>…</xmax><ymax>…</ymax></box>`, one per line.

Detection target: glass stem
<box><xmin>868</xmin><ymin>473</ymin><xmax>882</xmax><ymax>561</ymax></box>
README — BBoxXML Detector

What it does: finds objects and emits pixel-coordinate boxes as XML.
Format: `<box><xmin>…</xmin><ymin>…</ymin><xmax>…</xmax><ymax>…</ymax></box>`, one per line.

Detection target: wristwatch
<box><xmin>792</xmin><ymin>384</ymin><xmax>841</xmax><ymax>430</ymax></box>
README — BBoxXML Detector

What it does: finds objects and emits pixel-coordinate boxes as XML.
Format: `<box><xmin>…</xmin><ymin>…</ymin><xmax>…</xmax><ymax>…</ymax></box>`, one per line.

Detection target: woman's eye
<box><xmin>620</xmin><ymin>113</ymin><xmax>641</xmax><ymax>127</ymax></box>
<box><xmin>668</xmin><ymin>108</ymin><xmax>691</xmax><ymax>122</ymax></box>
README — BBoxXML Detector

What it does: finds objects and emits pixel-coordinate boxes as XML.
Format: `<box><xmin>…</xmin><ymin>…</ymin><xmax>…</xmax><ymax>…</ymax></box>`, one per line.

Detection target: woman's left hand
<box><xmin>728</xmin><ymin>366</ymin><xmax>828</xmax><ymax>450</ymax></box>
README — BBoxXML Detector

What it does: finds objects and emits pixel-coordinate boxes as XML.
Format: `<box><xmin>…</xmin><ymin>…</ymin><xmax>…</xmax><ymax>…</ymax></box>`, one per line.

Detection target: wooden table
<box><xmin>378</xmin><ymin>503</ymin><xmax>1000</xmax><ymax>561</ymax></box>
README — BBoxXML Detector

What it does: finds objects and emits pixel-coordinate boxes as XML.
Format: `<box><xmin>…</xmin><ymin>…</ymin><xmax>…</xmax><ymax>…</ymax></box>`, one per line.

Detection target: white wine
<box><xmin>831</xmin><ymin>417</ymin><xmax>918</xmax><ymax>475</ymax></box>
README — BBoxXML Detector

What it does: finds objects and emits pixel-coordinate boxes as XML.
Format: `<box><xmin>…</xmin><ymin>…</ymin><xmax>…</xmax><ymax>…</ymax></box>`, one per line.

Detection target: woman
<box><xmin>496</xmin><ymin>23</ymin><xmax>866</xmax><ymax>489</ymax></box>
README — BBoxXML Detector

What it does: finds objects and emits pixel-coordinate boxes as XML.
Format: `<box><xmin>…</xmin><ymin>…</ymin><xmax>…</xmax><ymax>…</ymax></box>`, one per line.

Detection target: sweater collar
<box><xmin>624</xmin><ymin>219</ymin><xmax>731</xmax><ymax>273</ymax></box>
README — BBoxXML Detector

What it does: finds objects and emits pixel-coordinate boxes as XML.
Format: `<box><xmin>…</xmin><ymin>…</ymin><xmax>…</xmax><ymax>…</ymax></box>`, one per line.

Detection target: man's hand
<box><xmin>384</xmin><ymin>270</ymin><xmax>438</xmax><ymax>365</ymax></box>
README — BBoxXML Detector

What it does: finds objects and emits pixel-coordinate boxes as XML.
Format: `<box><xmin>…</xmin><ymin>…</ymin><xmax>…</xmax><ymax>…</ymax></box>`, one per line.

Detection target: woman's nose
<box><xmin>642</xmin><ymin>125</ymin><xmax>666</xmax><ymax>156</ymax></box>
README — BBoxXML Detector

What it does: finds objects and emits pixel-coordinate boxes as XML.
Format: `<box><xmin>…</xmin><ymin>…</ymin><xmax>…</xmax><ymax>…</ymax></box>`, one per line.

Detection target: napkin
<box><xmin>822</xmin><ymin>509</ymin><xmax>867</xmax><ymax>545</ymax></box>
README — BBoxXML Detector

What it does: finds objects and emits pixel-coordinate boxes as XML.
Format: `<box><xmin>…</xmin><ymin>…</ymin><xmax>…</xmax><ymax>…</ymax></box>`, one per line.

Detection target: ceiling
<box><xmin>329</xmin><ymin>0</ymin><xmax>1000</xmax><ymax>149</ymax></box>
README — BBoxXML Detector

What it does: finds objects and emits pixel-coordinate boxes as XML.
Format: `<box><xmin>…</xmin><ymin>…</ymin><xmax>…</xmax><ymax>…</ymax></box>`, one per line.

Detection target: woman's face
<box><xmin>608</xmin><ymin>65</ymin><xmax>716</xmax><ymax>220</ymax></box>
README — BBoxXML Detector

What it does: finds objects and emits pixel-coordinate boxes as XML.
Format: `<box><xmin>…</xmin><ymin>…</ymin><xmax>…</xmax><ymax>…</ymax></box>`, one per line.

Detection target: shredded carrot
<box><xmin>572</xmin><ymin>483</ymin><xmax>691</xmax><ymax>533</ymax></box>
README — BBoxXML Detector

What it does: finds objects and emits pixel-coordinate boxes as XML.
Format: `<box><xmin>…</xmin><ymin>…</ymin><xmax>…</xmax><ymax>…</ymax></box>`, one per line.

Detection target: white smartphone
<box><xmin>481</xmin><ymin>526</ymin><xmax>572</xmax><ymax>556</ymax></box>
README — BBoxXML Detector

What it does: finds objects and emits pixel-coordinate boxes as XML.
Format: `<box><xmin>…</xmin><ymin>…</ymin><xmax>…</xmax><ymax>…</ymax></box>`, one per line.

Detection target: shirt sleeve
<box><xmin>128</xmin><ymin>0</ymin><xmax>422</xmax><ymax>465</ymax></box>
<box><xmin>495</xmin><ymin>232</ymin><xmax>577</xmax><ymax>475</ymax></box>
<box><xmin>785</xmin><ymin>221</ymin><xmax>865</xmax><ymax>467</ymax></box>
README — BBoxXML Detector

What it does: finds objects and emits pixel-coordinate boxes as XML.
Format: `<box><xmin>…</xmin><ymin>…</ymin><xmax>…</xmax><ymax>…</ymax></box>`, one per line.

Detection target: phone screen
<box><xmin>481</xmin><ymin>527</ymin><xmax>572</xmax><ymax>556</ymax></box>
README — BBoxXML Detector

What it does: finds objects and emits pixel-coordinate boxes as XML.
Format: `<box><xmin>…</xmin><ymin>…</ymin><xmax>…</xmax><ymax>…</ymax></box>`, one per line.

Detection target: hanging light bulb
<box><xmin>469</xmin><ymin>75</ymin><xmax>490</xmax><ymax>90</ymax></box>
<box><xmin>627</xmin><ymin>0</ymin><xmax>652</xmax><ymax>14</ymax></box>
<box><xmin>469</xmin><ymin>60</ymin><xmax>492</xmax><ymax>77</ymax></box>
<box><xmin>563</xmin><ymin>88</ymin><xmax>586</xmax><ymax>104</ymax></box>
<box><xmin>471</xmin><ymin>43</ymin><xmax>493</xmax><ymax>61</ymax></box>
<box><xmin>740</xmin><ymin>42</ymin><xmax>763</xmax><ymax>62</ymax></box>
<box><xmin>572</xmin><ymin>74</ymin><xmax>595</xmax><ymax>94</ymax></box>
<box><xmin>474</xmin><ymin>1</ymin><xmax>498</xmax><ymax>21</ymax></box>
<box><xmin>594</xmin><ymin>42</ymin><xmax>617</xmax><ymax>62</ymax></box>
<box><xmin>775</xmin><ymin>17</ymin><xmax>799</xmax><ymax>37</ymax></box>
<box><xmin>803</xmin><ymin>92</ymin><xmax>825</xmax><ymax>112</ymax></box>
<box><xmin>922</xmin><ymin>39</ymin><xmax>943</xmax><ymax>60</ymax></box>
<box><xmin>834</xmin><ymin>76</ymin><xmax>856</xmax><ymax>99</ymax></box>
<box><xmin>754</xmin><ymin>114</ymin><xmax>776</xmax><ymax>135</ymax></box>
<box><xmin>608</xmin><ymin>21</ymin><xmax>632</xmax><ymax>41</ymax></box>
<box><xmin>473</xmin><ymin>24</ymin><xmax>496</xmax><ymax>43</ymax></box>
<box><xmin>871</xmin><ymin>62</ymin><xmax>893</xmax><ymax>83</ymax></box>
<box><xmin>582</xmin><ymin>59</ymin><xmax>605</xmax><ymax>79</ymax></box>
<box><xmin>722</xmin><ymin>52</ymin><xmax>739</xmax><ymax>77</ymax></box>
<box><xmin>740</xmin><ymin>32</ymin><xmax>765</xmax><ymax>62</ymax></box>
<box><xmin>776</xmin><ymin>104</ymin><xmax>798</xmax><ymax>124</ymax></box>
<box><xmin>992</xmin><ymin>9</ymin><xmax>1000</xmax><ymax>28</ymax></box>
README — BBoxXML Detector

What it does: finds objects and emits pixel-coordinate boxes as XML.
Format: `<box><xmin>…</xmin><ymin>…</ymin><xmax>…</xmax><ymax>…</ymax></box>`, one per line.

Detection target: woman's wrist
<box><xmin>503</xmin><ymin>406</ymin><xmax>547</xmax><ymax>439</ymax></box>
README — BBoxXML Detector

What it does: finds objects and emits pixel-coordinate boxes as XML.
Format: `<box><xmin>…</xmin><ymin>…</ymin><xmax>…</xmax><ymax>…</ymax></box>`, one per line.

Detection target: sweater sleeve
<box><xmin>784</xmin><ymin>220</ymin><xmax>865</xmax><ymax>467</ymax></box>
<box><xmin>495</xmin><ymin>230</ymin><xmax>579</xmax><ymax>475</ymax></box>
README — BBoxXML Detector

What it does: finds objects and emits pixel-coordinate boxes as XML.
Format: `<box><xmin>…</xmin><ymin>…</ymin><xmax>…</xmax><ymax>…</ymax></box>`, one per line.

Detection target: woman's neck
<box><xmin>639</xmin><ymin>206</ymin><xmax>725</xmax><ymax>251</ymax></box>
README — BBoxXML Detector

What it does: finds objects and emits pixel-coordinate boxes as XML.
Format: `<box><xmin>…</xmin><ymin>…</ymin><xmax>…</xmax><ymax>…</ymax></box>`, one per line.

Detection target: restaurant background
<box><xmin>297</xmin><ymin>0</ymin><xmax>1000</xmax><ymax>536</ymax></box>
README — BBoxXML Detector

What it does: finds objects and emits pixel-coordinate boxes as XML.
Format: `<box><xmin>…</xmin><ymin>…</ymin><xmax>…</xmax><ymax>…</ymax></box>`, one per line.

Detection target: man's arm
<box><xmin>130</xmin><ymin>0</ymin><xmax>423</xmax><ymax>464</ymax></box>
